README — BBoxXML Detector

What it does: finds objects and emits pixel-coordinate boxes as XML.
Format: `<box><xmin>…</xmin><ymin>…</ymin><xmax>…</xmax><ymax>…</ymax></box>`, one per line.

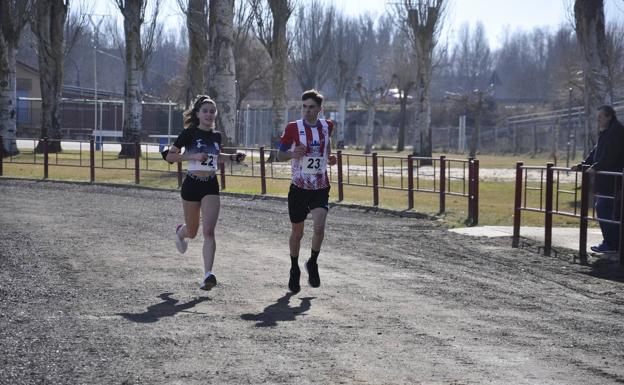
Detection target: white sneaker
<box><xmin>175</xmin><ymin>224</ymin><xmax>188</xmax><ymax>254</ymax></box>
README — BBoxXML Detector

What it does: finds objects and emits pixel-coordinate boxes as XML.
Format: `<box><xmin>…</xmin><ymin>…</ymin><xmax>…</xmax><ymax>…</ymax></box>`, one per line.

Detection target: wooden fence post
<box><xmin>544</xmin><ymin>163</ymin><xmax>554</xmax><ymax>256</ymax></box>
<box><xmin>579</xmin><ymin>165</ymin><xmax>590</xmax><ymax>264</ymax></box>
<box><xmin>90</xmin><ymin>139</ymin><xmax>95</xmax><ymax>182</ymax></box>
<box><xmin>134</xmin><ymin>142</ymin><xmax>140</xmax><ymax>184</ymax></box>
<box><xmin>337</xmin><ymin>150</ymin><xmax>344</xmax><ymax>202</ymax></box>
<box><xmin>177</xmin><ymin>162</ymin><xmax>183</xmax><ymax>188</ymax></box>
<box><xmin>439</xmin><ymin>155</ymin><xmax>446</xmax><ymax>214</ymax></box>
<box><xmin>0</xmin><ymin>135</ymin><xmax>4</xmax><ymax>176</ymax></box>
<box><xmin>43</xmin><ymin>137</ymin><xmax>49</xmax><ymax>179</ymax></box>
<box><xmin>372</xmin><ymin>153</ymin><xmax>379</xmax><ymax>206</ymax></box>
<box><xmin>259</xmin><ymin>147</ymin><xmax>266</xmax><ymax>195</ymax></box>
<box><xmin>512</xmin><ymin>161</ymin><xmax>524</xmax><ymax>247</ymax></box>
<box><xmin>407</xmin><ymin>155</ymin><xmax>414</xmax><ymax>210</ymax></box>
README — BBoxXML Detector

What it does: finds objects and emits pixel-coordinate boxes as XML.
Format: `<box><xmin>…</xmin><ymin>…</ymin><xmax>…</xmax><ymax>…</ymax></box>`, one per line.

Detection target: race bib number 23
<box><xmin>302</xmin><ymin>156</ymin><xmax>325</xmax><ymax>174</ymax></box>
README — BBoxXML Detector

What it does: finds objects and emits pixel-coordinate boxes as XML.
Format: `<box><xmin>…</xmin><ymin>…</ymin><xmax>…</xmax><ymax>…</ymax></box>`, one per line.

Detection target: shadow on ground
<box><xmin>240</xmin><ymin>292</ymin><xmax>315</xmax><ymax>327</ymax></box>
<box><xmin>584</xmin><ymin>257</ymin><xmax>624</xmax><ymax>283</ymax></box>
<box><xmin>117</xmin><ymin>292</ymin><xmax>211</xmax><ymax>323</ymax></box>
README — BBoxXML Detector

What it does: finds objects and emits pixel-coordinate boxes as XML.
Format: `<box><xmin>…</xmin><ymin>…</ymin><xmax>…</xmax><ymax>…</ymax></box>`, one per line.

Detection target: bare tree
<box><xmin>332</xmin><ymin>14</ymin><xmax>364</xmax><ymax>149</ymax></box>
<box><xmin>115</xmin><ymin>0</ymin><xmax>161</xmax><ymax>158</ymax></box>
<box><xmin>355</xmin><ymin>76</ymin><xmax>393</xmax><ymax>154</ymax></box>
<box><xmin>546</xmin><ymin>26</ymin><xmax>583</xmax><ymax>104</ymax></box>
<box><xmin>493</xmin><ymin>28</ymin><xmax>551</xmax><ymax>102</ymax></box>
<box><xmin>451</xmin><ymin>22</ymin><xmax>492</xmax><ymax>93</ymax></box>
<box><xmin>31</xmin><ymin>0</ymin><xmax>69</xmax><ymax>154</ymax></box>
<box><xmin>390</xmin><ymin>28</ymin><xmax>416</xmax><ymax>152</ymax></box>
<box><xmin>604</xmin><ymin>22</ymin><xmax>624</xmax><ymax>102</ymax></box>
<box><xmin>250</xmin><ymin>0</ymin><xmax>295</xmax><ymax>153</ymax></box>
<box><xmin>178</xmin><ymin>0</ymin><xmax>208</xmax><ymax>109</ymax></box>
<box><xmin>290</xmin><ymin>1</ymin><xmax>335</xmax><ymax>91</ymax></box>
<box><xmin>574</xmin><ymin>0</ymin><xmax>610</xmax><ymax>153</ymax></box>
<box><xmin>445</xmin><ymin>87</ymin><xmax>491</xmax><ymax>158</ymax></box>
<box><xmin>207</xmin><ymin>0</ymin><xmax>236</xmax><ymax>144</ymax></box>
<box><xmin>234</xmin><ymin>0</ymin><xmax>271</xmax><ymax>110</ymax></box>
<box><xmin>393</xmin><ymin>0</ymin><xmax>446</xmax><ymax>158</ymax></box>
<box><xmin>0</xmin><ymin>0</ymin><xmax>34</xmax><ymax>156</ymax></box>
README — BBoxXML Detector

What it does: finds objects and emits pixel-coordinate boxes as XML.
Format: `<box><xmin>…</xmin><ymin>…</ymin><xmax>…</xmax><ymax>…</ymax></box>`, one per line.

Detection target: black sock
<box><xmin>290</xmin><ymin>255</ymin><xmax>299</xmax><ymax>270</ymax></box>
<box><xmin>310</xmin><ymin>249</ymin><xmax>320</xmax><ymax>264</ymax></box>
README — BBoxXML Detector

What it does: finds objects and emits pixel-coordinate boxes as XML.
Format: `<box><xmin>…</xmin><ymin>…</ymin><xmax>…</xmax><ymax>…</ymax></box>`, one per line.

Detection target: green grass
<box><xmin>3</xmin><ymin>148</ymin><xmax>589</xmax><ymax>228</ymax></box>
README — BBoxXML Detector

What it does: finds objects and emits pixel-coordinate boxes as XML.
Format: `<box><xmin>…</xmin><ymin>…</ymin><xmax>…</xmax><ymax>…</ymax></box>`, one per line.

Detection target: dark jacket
<box><xmin>583</xmin><ymin>118</ymin><xmax>624</xmax><ymax>194</ymax></box>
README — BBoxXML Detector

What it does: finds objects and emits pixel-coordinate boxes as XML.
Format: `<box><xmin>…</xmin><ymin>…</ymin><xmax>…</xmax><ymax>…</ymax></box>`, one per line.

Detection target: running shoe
<box><xmin>305</xmin><ymin>259</ymin><xmax>320</xmax><ymax>288</ymax></box>
<box><xmin>175</xmin><ymin>224</ymin><xmax>188</xmax><ymax>254</ymax></box>
<box><xmin>590</xmin><ymin>242</ymin><xmax>616</xmax><ymax>253</ymax></box>
<box><xmin>200</xmin><ymin>274</ymin><xmax>217</xmax><ymax>291</ymax></box>
<box><xmin>288</xmin><ymin>267</ymin><xmax>301</xmax><ymax>293</ymax></box>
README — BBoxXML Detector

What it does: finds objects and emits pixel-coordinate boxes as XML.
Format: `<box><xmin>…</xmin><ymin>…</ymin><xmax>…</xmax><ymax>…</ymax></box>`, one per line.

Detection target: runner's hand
<box><xmin>292</xmin><ymin>144</ymin><xmax>306</xmax><ymax>160</ymax></box>
<box><xmin>328</xmin><ymin>154</ymin><xmax>337</xmax><ymax>166</ymax></box>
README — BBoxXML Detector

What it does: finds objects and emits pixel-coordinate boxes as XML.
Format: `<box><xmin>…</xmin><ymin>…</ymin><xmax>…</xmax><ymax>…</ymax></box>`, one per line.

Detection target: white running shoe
<box><xmin>175</xmin><ymin>224</ymin><xmax>188</xmax><ymax>254</ymax></box>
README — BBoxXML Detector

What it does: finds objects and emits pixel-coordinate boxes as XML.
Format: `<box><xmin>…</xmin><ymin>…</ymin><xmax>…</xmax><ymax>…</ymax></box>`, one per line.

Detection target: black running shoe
<box><xmin>200</xmin><ymin>274</ymin><xmax>217</xmax><ymax>291</ymax></box>
<box><xmin>305</xmin><ymin>259</ymin><xmax>320</xmax><ymax>288</ymax></box>
<box><xmin>288</xmin><ymin>267</ymin><xmax>301</xmax><ymax>293</ymax></box>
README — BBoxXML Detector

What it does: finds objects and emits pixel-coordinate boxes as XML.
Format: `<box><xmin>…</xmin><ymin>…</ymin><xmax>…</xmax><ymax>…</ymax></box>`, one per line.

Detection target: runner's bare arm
<box><xmin>327</xmin><ymin>137</ymin><xmax>337</xmax><ymax>166</ymax></box>
<box><xmin>165</xmin><ymin>145</ymin><xmax>205</xmax><ymax>163</ymax></box>
<box><xmin>218</xmin><ymin>152</ymin><xmax>246</xmax><ymax>163</ymax></box>
<box><xmin>277</xmin><ymin>144</ymin><xmax>305</xmax><ymax>161</ymax></box>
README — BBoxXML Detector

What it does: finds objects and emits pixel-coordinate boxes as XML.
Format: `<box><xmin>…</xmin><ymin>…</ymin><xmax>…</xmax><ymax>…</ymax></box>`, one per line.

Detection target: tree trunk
<box><xmin>468</xmin><ymin>92</ymin><xmax>482</xmax><ymax>158</ymax></box>
<box><xmin>574</xmin><ymin>0</ymin><xmax>610</xmax><ymax>152</ymax></box>
<box><xmin>186</xmin><ymin>0</ymin><xmax>208</xmax><ymax>109</ymax></box>
<box><xmin>208</xmin><ymin>0</ymin><xmax>236</xmax><ymax>146</ymax></box>
<box><xmin>413</xmin><ymin>83</ymin><xmax>432</xmax><ymax>165</ymax></box>
<box><xmin>406</xmin><ymin>1</ymin><xmax>444</xmax><ymax>161</ymax></box>
<box><xmin>0</xmin><ymin>40</ymin><xmax>19</xmax><ymax>156</ymax></box>
<box><xmin>268</xmin><ymin>0</ymin><xmax>291</xmax><ymax>155</ymax></box>
<box><xmin>397</xmin><ymin>94</ymin><xmax>407</xmax><ymax>152</ymax></box>
<box><xmin>33</xmin><ymin>0</ymin><xmax>67</xmax><ymax>154</ymax></box>
<box><xmin>0</xmin><ymin>0</ymin><xmax>32</xmax><ymax>157</ymax></box>
<box><xmin>336</xmin><ymin>93</ymin><xmax>346</xmax><ymax>148</ymax></box>
<box><xmin>552</xmin><ymin>119</ymin><xmax>559</xmax><ymax>165</ymax></box>
<box><xmin>363</xmin><ymin>106</ymin><xmax>375</xmax><ymax>154</ymax></box>
<box><xmin>118</xmin><ymin>0</ymin><xmax>144</xmax><ymax>159</ymax></box>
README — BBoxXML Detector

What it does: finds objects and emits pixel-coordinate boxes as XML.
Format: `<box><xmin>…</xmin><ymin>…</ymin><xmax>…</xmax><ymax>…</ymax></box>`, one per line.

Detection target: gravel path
<box><xmin>1</xmin><ymin>179</ymin><xmax>623</xmax><ymax>385</ymax></box>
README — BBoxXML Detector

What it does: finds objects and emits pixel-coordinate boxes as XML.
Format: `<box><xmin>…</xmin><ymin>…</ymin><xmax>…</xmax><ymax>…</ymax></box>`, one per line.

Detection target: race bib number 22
<box><xmin>189</xmin><ymin>154</ymin><xmax>218</xmax><ymax>172</ymax></box>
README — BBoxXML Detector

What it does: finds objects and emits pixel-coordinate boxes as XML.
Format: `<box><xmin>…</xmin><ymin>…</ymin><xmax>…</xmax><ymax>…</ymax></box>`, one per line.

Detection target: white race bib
<box><xmin>302</xmin><ymin>156</ymin><xmax>325</xmax><ymax>174</ymax></box>
<box><xmin>188</xmin><ymin>154</ymin><xmax>218</xmax><ymax>172</ymax></box>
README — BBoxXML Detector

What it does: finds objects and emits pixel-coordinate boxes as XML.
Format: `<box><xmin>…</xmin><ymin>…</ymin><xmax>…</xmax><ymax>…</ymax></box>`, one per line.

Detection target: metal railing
<box><xmin>0</xmin><ymin>136</ymin><xmax>479</xmax><ymax>224</ymax></box>
<box><xmin>512</xmin><ymin>161</ymin><xmax>624</xmax><ymax>264</ymax></box>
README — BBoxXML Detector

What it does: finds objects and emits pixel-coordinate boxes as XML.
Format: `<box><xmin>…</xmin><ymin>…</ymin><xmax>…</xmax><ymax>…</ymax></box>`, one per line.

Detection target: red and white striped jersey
<box><xmin>279</xmin><ymin>119</ymin><xmax>334</xmax><ymax>190</ymax></box>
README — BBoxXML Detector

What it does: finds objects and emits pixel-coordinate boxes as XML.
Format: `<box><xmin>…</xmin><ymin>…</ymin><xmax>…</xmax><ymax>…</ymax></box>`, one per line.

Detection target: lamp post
<box><xmin>88</xmin><ymin>16</ymin><xmax>105</xmax><ymax>135</ymax></box>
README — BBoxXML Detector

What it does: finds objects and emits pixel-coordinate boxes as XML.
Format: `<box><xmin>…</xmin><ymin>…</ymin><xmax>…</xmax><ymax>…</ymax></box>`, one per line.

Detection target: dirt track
<box><xmin>1</xmin><ymin>178</ymin><xmax>624</xmax><ymax>385</ymax></box>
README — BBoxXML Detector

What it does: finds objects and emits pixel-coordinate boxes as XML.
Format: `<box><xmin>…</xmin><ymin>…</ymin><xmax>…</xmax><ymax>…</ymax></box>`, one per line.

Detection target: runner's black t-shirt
<box><xmin>173</xmin><ymin>127</ymin><xmax>222</xmax><ymax>156</ymax></box>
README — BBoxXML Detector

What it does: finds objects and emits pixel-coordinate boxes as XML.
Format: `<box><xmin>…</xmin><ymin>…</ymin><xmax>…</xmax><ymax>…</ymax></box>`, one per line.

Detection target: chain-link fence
<box><xmin>16</xmin><ymin>97</ymin><xmax>182</xmax><ymax>141</ymax></box>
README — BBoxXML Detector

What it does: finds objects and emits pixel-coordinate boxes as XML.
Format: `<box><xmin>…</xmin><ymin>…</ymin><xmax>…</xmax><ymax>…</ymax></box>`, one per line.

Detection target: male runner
<box><xmin>277</xmin><ymin>89</ymin><xmax>337</xmax><ymax>293</ymax></box>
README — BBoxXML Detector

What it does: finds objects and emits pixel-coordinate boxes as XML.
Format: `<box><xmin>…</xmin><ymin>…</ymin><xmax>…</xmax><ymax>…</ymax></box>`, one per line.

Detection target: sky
<box><xmin>326</xmin><ymin>0</ymin><xmax>624</xmax><ymax>49</ymax></box>
<box><xmin>87</xmin><ymin>0</ymin><xmax>624</xmax><ymax>50</ymax></box>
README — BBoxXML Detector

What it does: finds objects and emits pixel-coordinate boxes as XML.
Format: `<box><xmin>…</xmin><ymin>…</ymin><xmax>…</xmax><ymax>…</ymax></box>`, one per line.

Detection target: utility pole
<box><xmin>566</xmin><ymin>87</ymin><xmax>573</xmax><ymax>167</ymax></box>
<box><xmin>88</xmin><ymin>15</ymin><xmax>106</xmax><ymax>135</ymax></box>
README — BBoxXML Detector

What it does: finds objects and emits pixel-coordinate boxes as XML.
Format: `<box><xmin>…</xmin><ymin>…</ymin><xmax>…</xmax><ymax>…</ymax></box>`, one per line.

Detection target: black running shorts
<box><xmin>287</xmin><ymin>184</ymin><xmax>330</xmax><ymax>223</ymax></box>
<box><xmin>181</xmin><ymin>173</ymin><xmax>219</xmax><ymax>201</ymax></box>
